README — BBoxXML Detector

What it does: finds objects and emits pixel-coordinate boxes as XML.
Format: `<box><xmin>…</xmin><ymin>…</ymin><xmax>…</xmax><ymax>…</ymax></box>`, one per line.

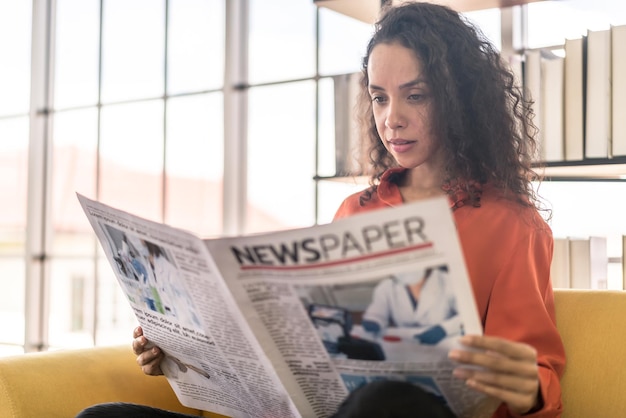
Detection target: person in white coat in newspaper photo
<box><xmin>76</xmin><ymin>1</ymin><xmax>565</xmax><ymax>418</ymax></box>
<box><xmin>361</xmin><ymin>266</ymin><xmax>461</xmax><ymax>346</ymax></box>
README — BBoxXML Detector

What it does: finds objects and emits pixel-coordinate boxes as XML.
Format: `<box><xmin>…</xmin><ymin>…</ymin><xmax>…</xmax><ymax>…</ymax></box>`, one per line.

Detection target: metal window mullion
<box><xmin>91</xmin><ymin>0</ymin><xmax>105</xmax><ymax>347</ymax></box>
<box><xmin>25</xmin><ymin>0</ymin><xmax>56</xmax><ymax>353</ymax></box>
<box><xmin>520</xmin><ymin>4</ymin><xmax>529</xmax><ymax>51</ymax></box>
<box><xmin>162</xmin><ymin>0</ymin><xmax>169</xmax><ymax>223</ymax></box>
<box><xmin>500</xmin><ymin>5</ymin><xmax>527</xmax><ymax>58</ymax></box>
<box><xmin>314</xmin><ymin>6</ymin><xmax>321</xmax><ymax>225</ymax></box>
<box><xmin>500</xmin><ymin>6</ymin><xmax>515</xmax><ymax>59</ymax></box>
<box><xmin>223</xmin><ymin>0</ymin><xmax>249</xmax><ymax>236</ymax></box>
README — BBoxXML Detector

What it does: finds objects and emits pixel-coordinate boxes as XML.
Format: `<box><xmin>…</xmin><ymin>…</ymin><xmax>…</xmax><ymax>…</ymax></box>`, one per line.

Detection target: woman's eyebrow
<box><xmin>368</xmin><ymin>78</ymin><xmax>428</xmax><ymax>92</ymax></box>
<box><xmin>399</xmin><ymin>78</ymin><xmax>427</xmax><ymax>89</ymax></box>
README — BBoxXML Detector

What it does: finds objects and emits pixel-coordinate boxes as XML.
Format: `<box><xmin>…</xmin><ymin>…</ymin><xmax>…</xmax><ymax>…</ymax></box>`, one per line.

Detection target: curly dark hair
<box><xmin>357</xmin><ymin>2</ymin><xmax>543</xmax><ymax>210</ymax></box>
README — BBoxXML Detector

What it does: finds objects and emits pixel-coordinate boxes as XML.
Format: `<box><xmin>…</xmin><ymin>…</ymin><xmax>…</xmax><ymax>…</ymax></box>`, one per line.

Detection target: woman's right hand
<box><xmin>132</xmin><ymin>326</ymin><xmax>164</xmax><ymax>376</ymax></box>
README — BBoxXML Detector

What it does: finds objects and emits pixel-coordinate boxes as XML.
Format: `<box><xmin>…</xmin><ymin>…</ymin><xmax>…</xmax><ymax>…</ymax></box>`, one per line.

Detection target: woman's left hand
<box><xmin>449</xmin><ymin>335</ymin><xmax>541</xmax><ymax>415</ymax></box>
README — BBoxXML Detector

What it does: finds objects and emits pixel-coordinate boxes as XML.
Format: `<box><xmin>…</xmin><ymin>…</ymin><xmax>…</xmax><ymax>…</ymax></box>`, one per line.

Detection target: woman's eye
<box><xmin>409</xmin><ymin>94</ymin><xmax>424</xmax><ymax>101</ymax></box>
<box><xmin>371</xmin><ymin>95</ymin><xmax>386</xmax><ymax>103</ymax></box>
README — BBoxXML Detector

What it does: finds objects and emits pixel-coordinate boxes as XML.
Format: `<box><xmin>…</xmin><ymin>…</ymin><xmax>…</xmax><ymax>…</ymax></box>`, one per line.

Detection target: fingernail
<box><xmin>466</xmin><ymin>379</ymin><xmax>478</xmax><ymax>388</ymax></box>
<box><xmin>452</xmin><ymin>368</ymin><xmax>468</xmax><ymax>378</ymax></box>
<box><xmin>448</xmin><ymin>350</ymin><xmax>460</xmax><ymax>360</ymax></box>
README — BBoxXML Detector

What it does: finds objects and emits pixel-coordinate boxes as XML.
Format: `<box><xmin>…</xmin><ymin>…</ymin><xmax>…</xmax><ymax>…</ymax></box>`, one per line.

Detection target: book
<box><xmin>78</xmin><ymin>194</ymin><xmax>495</xmax><ymax>418</ymax></box>
<box><xmin>550</xmin><ymin>238</ymin><xmax>571</xmax><ymax>289</ymax></box>
<box><xmin>564</xmin><ymin>36</ymin><xmax>586</xmax><ymax>161</ymax></box>
<box><xmin>584</xmin><ymin>29</ymin><xmax>611</xmax><ymax>159</ymax></box>
<box><xmin>612</xmin><ymin>25</ymin><xmax>626</xmax><ymax>157</ymax></box>
<box><xmin>568</xmin><ymin>236</ymin><xmax>608</xmax><ymax>289</ymax></box>
<box><xmin>540</xmin><ymin>50</ymin><xmax>565</xmax><ymax>162</ymax></box>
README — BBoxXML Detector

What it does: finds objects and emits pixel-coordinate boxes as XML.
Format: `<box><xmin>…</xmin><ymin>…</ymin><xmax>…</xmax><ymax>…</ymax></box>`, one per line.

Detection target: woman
<box><xmin>331</xmin><ymin>2</ymin><xmax>564</xmax><ymax>416</ymax></box>
<box><xmin>89</xmin><ymin>2</ymin><xmax>565</xmax><ymax>417</ymax></box>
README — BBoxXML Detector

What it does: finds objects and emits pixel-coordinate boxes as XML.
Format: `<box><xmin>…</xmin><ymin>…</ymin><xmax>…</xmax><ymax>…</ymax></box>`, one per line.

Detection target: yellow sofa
<box><xmin>0</xmin><ymin>289</ymin><xmax>624</xmax><ymax>418</ymax></box>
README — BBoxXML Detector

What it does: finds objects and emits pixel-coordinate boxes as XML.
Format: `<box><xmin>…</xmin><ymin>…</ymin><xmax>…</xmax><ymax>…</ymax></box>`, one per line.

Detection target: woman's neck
<box><xmin>397</xmin><ymin>166</ymin><xmax>445</xmax><ymax>203</ymax></box>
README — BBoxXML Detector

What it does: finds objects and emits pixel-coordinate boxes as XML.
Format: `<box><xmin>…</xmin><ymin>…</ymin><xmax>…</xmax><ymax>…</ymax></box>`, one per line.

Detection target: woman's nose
<box><xmin>385</xmin><ymin>101</ymin><xmax>406</xmax><ymax>129</ymax></box>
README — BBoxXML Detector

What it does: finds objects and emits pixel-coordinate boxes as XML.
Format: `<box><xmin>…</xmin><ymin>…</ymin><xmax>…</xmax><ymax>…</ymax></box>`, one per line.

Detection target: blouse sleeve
<box><xmin>333</xmin><ymin>195</ymin><xmax>361</xmax><ymax>221</ymax></box>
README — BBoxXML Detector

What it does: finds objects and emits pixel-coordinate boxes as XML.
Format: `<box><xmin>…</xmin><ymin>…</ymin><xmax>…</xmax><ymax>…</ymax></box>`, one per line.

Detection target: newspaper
<box><xmin>78</xmin><ymin>193</ymin><xmax>498</xmax><ymax>418</ymax></box>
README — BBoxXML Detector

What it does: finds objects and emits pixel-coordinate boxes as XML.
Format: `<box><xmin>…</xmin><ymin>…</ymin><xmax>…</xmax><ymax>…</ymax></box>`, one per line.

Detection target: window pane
<box><xmin>527</xmin><ymin>0</ymin><xmax>626</xmax><ymax>49</ymax></box>
<box><xmin>0</xmin><ymin>258</ymin><xmax>25</xmax><ymax>350</ymax></box>
<box><xmin>0</xmin><ymin>344</ymin><xmax>23</xmax><ymax>357</ymax></box>
<box><xmin>0</xmin><ymin>117</ymin><xmax>29</xmax><ymax>252</ymax></box>
<box><xmin>0</xmin><ymin>1</ymin><xmax>31</xmax><ymax>115</ymax></box>
<box><xmin>317</xmin><ymin>77</ymin><xmax>336</xmax><ymax>178</ymax></box>
<box><xmin>247</xmin><ymin>81</ymin><xmax>316</xmax><ymax>233</ymax></box>
<box><xmin>99</xmin><ymin>101</ymin><xmax>164</xmax><ymax>222</ymax></box>
<box><xmin>168</xmin><ymin>0</ymin><xmax>224</xmax><ymax>94</ymax></box>
<box><xmin>249</xmin><ymin>0</ymin><xmax>316</xmax><ymax>84</ymax></box>
<box><xmin>52</xmin><ymin>108</ymin><xmax>98</xmax><ymax>256</ymax></box>
<box><xmin>317</xmin><ymin>179</ymin><xmax>366</xmax><ymax>225</ymax></box>
<box><xmin>101</xmin><ymin>0</ymin><xmax>165</xmax><ymax>103</ymax></box>
<box><xmin>463</xmin><ymin>8</ymin><xmax>501</xmax><ymax>50</ymax></box>
<box><xmin>47</xmin><ymin>254</ymin><xmax>139</xmax><ymax>349</ymax></box>
<box><xmin>48</xmin><ymin>258</ymin><xmax>96</xmax><ymax>349</ymax></box>
<box><xmin>54</xmin><ymin>0</ymin><xmax>100</xmax><ymax>109</ymax></box>
<box><xmin>165</xmin><ymin>94</ymin><xmax>224</xmax><ymax>237</ymax></box>
<box><xmin>318</xmin><ymin>8</ymin><xmax>372</xmax><ymax>76</ymax></box>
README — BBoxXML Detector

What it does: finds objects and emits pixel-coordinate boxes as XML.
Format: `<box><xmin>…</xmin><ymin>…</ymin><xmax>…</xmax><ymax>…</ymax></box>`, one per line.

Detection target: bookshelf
<box><xmin>539</xmin><ymin>159</ymin><xmax>626</xmax><ymax>181</ymax></box>
<box><xmin>314</xmin><ymin>0</ymin><xmax>626</xmax><ymax>183</ymax></box>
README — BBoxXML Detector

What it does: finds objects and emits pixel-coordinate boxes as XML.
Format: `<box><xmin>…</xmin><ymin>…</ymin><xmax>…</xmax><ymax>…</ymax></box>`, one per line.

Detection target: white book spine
<box><xmin>541</xmin><ymin>54</ymin><xmax>565</xmax><ymax>162</ymax></box>
<box><xmin>564</xmin><ymin>37</ymin><xmax>585</xmax><ymax>161</ymax></box>
<box><xmin>551</xmin><ymin>238</ymin><xmax>571</xmax><ymax>288</ymax></box>
<box><xmin>612</xmin><ymin>25</ymin><xmax>626</xmax><ymax>157</ymax></box>
<box><xmin>585</xmin><ymin>29</ymin><xmax>611</xmax><ymax>158</ymax></box>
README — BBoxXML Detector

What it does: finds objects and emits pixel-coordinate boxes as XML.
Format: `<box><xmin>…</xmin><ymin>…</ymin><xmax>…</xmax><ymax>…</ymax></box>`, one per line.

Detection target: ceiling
<box><xmin>313</xmin><ymin>0</ymin><xmax>545</xmax><ymax>23</ymax></box>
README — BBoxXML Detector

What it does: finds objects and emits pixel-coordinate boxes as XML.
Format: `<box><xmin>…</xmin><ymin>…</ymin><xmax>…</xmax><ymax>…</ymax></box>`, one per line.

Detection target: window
<box><xmin>2</xmin><ymin>0</ymin><xmax>226</xmax><ymax>354</ymax></box>
<box><xmin>0</xmin><ymin>1</ymin><xmax>31</xmax><ymax>356</ymax></box>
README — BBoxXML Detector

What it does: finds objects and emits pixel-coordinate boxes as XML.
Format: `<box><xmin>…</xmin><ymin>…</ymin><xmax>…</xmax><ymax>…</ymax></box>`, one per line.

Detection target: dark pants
<box><xmin>331</xmin><ymin>380</ymin><xmax>457</xmax><ymax>418</ymax></box>
<box><xmin>75</xmin><ymin>403</ymin><xmax>199</xmax><ymax>418</ymax></box>
<box><xmin>76</xmin><ymin>380</ymin><xmax>456</xmax><ymax>418</ymax></box>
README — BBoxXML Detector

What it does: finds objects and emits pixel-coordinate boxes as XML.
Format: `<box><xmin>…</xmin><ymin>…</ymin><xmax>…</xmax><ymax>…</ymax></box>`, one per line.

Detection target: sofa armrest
<box><xmin>0</xmin><ymin>345</ymin><xmax>202</xmax><ymax>418</ymax></box>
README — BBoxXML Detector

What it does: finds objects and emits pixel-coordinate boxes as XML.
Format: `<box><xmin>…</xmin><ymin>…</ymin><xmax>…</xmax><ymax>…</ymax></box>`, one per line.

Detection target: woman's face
<box><xmin>367</xmin><ymin>42</ymin><xmax>443</xmax><ymax>172</ymax></box>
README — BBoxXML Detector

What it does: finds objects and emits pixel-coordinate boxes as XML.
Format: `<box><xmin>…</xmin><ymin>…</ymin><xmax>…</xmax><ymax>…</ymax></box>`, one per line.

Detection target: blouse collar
<box><xmin>377</xmin><ymin>167</ymin><xmax>482</xmax><ymax>210</ymax></box>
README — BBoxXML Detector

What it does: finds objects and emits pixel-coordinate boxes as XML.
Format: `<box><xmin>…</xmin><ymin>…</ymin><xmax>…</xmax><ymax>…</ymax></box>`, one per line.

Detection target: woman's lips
<box><xmin>388</xmin><ymin>139</ymin><xmax>416</xmax><ymax>153</ymax></box>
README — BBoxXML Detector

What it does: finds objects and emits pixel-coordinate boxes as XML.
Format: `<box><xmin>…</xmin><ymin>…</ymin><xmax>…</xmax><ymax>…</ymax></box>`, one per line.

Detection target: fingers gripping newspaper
<box><xmin>78</xmin><ymin>194</ymin><xmax>498</xmax><ymax>418</ymax></box>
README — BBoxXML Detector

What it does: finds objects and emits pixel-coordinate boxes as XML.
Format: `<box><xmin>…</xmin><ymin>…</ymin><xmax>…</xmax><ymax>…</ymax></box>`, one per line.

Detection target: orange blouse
<box><xmin>334</xmin><ymin>168</ymin><xmax>565</xmax><ymax>418</ymax></box>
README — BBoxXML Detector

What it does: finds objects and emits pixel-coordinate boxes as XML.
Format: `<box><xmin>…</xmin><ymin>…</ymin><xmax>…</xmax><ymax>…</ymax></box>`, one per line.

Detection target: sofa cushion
<box><xmin>554</xmin><ymin>289</ymin><xmax>626</xmax><ymax>418</ymax></box>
